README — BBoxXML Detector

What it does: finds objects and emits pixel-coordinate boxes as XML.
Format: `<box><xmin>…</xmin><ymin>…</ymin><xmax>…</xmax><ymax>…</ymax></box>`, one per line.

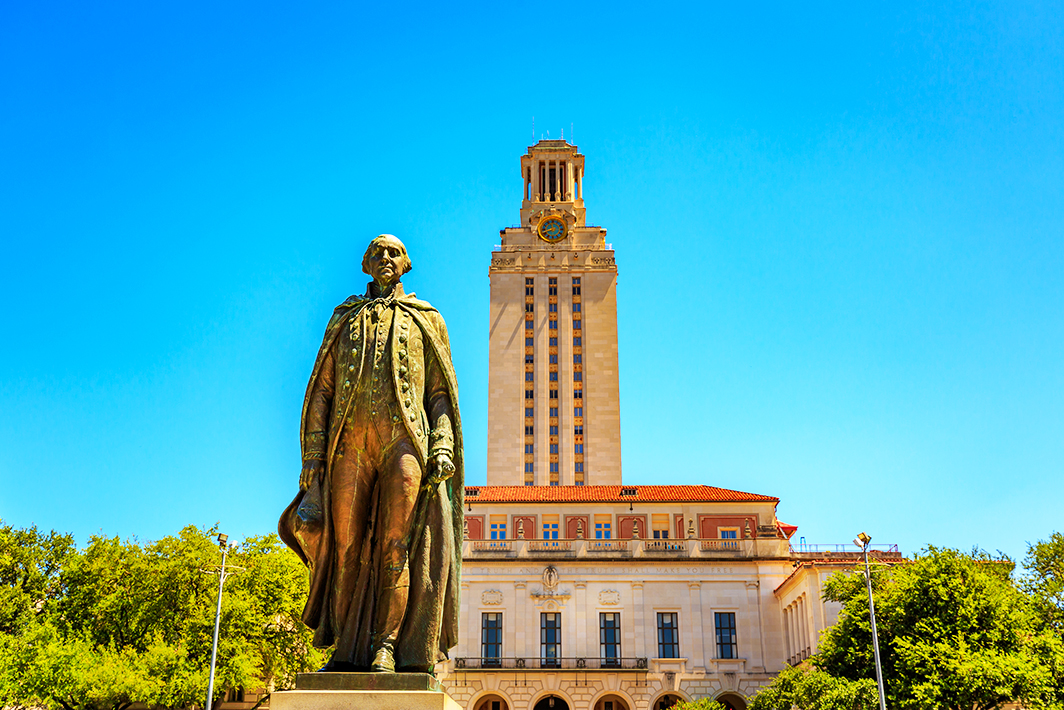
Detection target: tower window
<box><xmin>525</xmin><ymin>426</ymin><xmax>534</xmax><ymax>435</ymax></box>
<box><xmin>549</xmin><ymin>372</ymin><xmax>558</xmax><ymax>382</ymax></box>
<box><xmin>526</xmin><ymin>303</ymin><xmax>534</xmax><ymax>313</ymax></box>
<box><xmin>526</xmin><ymin>372</ymin><xmax>534</xmax><ymax>381</ymax></box>
<box><xmin>574</xmin><ymin>407</ymin><xmax>583</xmax><ymax>416</ymax></box>
<box><xmin>573</xmin><ymin>303</ymin><xmax>581</xmax><ymax>312</ymax></box>
<box><xmin>574</xmin><ymin>354</ymin><xmax>582</xmax><ymax>364</ymax></box>
<box><xmin>550</xmin><ymin>407</ymin><xmax>558</xmax><ymax>417</ymax></box>
<box><xmin>525</xmin><ymin>444</ymin><xmax>533</xmax><ymax>454</ymax></box>
<box><xmin>549</xmin><ymin>389</ymin><xmax>558</xmax><ymax>399</ymax></box>
<box><xmin>574</xmin><ymin>372</ymin><xmax>582</xmax><ymax>382</ymax></box>
<box><xmin>549</xmin><ymin>337</ymin><xmax>558</xmax><ymax>346</ymax></box>
<box><xmin>549</xmin><ymin>302</ymin><xmax>557</xmax><ymax>312</ymax></box>
<box><xmin>525</xmin><ymin>407</ymin><xmax>534</xmax><ymax>417</ymax></box>
<box><xmin>526</xmin><ymin>355</ymin><xmax>534</xmax><ymax>364</ymax></box>
<box><xmin>573</xmin><ymin>390</ymin><xmax>582</xmax><ymax>399</ymax></box>
<box><xmin>549</xmin><ymin>320</ymin><xmax>557</xmax><ymax>330</ymax></box>
<box><xmin>550</xmin><ymin>354</ymin><xmax>558</xmax><ymax>364</ymax></box>
<box><xmin>573</xmin><ymin>337</ymin><xmax>582</xmax><ymax>346</ymax></box>
<box><xmin>550</xmin><ymin>425</ymin><xmax>558</xmax><ymax>435</ymax></box>
<box><xmin>575</xmin><ymin>462</ymin><xmax>584</xmax><ymax>472</ymax></box>
<box><xmin>573</xmin><ymin>320</ymin><xmax>581</xmax><ymax>330</ymax></box>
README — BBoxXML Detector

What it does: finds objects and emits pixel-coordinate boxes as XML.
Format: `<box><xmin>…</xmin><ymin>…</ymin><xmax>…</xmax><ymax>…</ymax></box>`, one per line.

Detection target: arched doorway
<box><xmin>533</xmin><ymin>696</ymin><xmax>570</xmax><ymax>710</ymax></box>
<box><xmin>716</xmin><ymin>693</ymin><xmax>748</xmax><ymax>710</ymax></box>
<box><xmin>473</xmin><ymin>695</ymin><xmax>509</xmax><ymax>710</ymax></box>
<box><xmin>654</xmin><ymin>695</ymin><xmax>683</xmax><ymax>710</ymax></box>
<box><xmin>594</xmin><ymin>694</ymin><xmax>630</xmax><ymax>710</ymax></box>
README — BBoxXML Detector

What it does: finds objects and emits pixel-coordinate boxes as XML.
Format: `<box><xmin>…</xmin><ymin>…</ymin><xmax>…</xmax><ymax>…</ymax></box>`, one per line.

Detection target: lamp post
<box><xmin>854</xmin><ymin>531</ymin><xmax>887</xmax><ymax>710</ymax></box>
<box><xmin>206</xmin><ymin>533</ymin><xmax>231</xmax><ymax>710</ymax></box>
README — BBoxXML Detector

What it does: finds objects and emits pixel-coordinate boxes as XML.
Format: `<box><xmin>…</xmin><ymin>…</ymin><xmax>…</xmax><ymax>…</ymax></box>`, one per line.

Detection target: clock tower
<box><xmin>487</xmin><ymin>140</ymin><xmax>621</xmax><ymax>486</ymax></box>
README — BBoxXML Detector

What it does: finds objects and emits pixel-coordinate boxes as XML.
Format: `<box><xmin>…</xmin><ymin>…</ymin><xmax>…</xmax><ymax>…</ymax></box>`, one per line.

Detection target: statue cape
<box><xmin>278</xmin><ymin>290</ymin><xmax>464</xmax><ymax>668</ymax></box>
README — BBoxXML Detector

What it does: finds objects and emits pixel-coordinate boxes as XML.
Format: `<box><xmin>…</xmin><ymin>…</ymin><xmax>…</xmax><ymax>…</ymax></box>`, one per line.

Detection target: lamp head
<box><xmin>854</xmin><ymin>531</ymin><xmax>871</xmax><ymax>548</ymax></box>
<box><xmin>217</xmin><ymin>533</ymin><xmax>228</xmax><ymax>548</ymax></box>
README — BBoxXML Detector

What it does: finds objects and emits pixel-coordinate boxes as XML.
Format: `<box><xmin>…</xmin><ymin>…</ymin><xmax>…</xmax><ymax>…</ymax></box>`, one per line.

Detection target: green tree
<box><xmin>750</xmin><ymin>665</ymin><xmax>878</xmax><ymax>710</ymax></box>
<box><xmin>750</xmin><ymin>545</ymin><xmax>1064</xmax><ymax>710</ymax></box>
<box><xmin>0</xmin><ymin>520</ymin><xmax>74</xmax><ymax>634</ymax></box>
<box><xmin>0</xmin><ymin>523</ymin><xmax>324</xmax><ymax>710</ymax></box>
<box><xmin>1022</xmin><ymin>532</ymin><xmax>1064</xmax><ymax>637</ymax></box>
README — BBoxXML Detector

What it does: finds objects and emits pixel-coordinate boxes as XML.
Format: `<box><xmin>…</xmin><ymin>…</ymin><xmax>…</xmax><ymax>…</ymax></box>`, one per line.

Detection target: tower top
<box><xmin>516</xmin><ymin>140</ymin><xmax>591</xmax><ymax>239</ymax></box>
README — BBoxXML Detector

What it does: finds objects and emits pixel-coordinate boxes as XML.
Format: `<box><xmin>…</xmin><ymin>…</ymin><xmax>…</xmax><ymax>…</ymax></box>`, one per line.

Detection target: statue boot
<box><xmin>371</xmin><ymin>578</ymin><xmax>408</xmax><ymax>673</ymax></box>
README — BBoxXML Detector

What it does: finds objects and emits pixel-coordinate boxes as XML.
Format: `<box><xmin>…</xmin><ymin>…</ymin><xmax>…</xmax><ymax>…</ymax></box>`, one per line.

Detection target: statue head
<box><xmin>362</xmin><ymin>234</ymin><xmax>412</xmax><ymax>289</ymax></box>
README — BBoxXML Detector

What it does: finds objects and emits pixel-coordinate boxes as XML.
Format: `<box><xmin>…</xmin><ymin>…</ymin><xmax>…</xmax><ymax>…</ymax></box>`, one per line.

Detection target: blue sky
<box><xmin>1</xmin><ymin>1</ymin><xmax>1061</xmax><ymax>564</ymax></box>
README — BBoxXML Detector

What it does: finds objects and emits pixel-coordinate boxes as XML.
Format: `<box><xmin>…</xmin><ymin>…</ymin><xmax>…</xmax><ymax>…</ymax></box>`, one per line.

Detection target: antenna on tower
<box><xmin>561</xmin><ymin>127</ymin><xmax>564</xmax><ymax>140</ymax></box>
<box><xmin>532</xmin><ymin>116</ymin><xmax>535</xmax><ymax>143</ymax></box>
<box><xmin>571</xmin><ymin>122</ymin><xmax>574</xmax><ymax>144</ymax></box>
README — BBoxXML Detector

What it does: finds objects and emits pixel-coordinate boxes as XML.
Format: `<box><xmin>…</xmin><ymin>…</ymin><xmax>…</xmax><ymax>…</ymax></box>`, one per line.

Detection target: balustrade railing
<box><xmin>454</xmin><ymin>656</ymin><xmax>648</xmax><ymax>671</ymax></box>
<box><xmin>701</xmin><ymin>539</ymin><xmax>741</xmax><ymax>551</ymax></box>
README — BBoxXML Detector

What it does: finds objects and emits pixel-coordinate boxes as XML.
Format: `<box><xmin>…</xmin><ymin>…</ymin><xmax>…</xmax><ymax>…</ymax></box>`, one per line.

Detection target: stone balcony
<box><xmin>462</xmin><ymin>537</ymin><xmax>793</xmax><ymax>560</ymax></box>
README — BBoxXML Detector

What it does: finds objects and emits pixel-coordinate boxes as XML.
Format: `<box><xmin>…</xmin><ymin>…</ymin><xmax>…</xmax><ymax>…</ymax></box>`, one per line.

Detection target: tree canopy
<box><xmin>0</xmin><ymin>521</ymin><xmax>324</xmax><ymax>710</ymax></box>
<box><xmin>751</xmin><ymin>543</ymin><xmax>1064</xmax><ymax>710</ymax></box>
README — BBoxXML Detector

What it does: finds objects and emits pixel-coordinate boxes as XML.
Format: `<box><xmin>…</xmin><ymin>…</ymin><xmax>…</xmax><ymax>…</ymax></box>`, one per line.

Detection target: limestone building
<box><xmin>436</xmin><ymin>141</ymin><xmax>901</xmax><ymax>710</ymax></box>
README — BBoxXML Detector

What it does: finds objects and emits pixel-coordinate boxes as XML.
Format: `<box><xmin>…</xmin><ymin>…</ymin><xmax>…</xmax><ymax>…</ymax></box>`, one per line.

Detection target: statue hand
<box><xmin>299</xmin><ymin>460</ymin><xmax>323</xmax><ymax>492</ymax></box>
<box><xmin>427</xmin><ymin>453</ymin><xmax>455</xmax><ymax>487</ymax></box>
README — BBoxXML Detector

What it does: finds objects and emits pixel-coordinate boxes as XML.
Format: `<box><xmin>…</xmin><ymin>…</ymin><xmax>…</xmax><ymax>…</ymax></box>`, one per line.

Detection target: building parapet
<box><xmin>462</xmin><ymin>537</ymin><xmax>792</xmax><ymax>560</ymax></box>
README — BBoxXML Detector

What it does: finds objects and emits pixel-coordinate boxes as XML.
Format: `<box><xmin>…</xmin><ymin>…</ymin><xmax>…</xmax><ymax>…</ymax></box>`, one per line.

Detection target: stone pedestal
<box><xmin>271</xmin><ymin>673</ymin><xmax>462</xmax><ymax>710</ymax></box>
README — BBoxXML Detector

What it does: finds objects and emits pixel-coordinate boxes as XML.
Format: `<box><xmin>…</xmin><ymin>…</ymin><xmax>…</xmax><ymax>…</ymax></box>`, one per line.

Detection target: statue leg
<box><xmin>371</xmin><ymin>439</ymin><xmax>422</xmax><ymax>671</ymax></box>
<box><xmin>327</xmin><ymin>445</ymin><xmax>375</xmax><ymax>667</ymax></box>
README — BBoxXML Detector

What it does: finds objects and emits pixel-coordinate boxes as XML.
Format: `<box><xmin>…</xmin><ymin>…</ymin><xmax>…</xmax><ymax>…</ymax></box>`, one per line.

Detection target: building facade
<box><xmin>437</xmin><ymin>141</ymin><xmax>901</xmax><ymax>710</ymax></box>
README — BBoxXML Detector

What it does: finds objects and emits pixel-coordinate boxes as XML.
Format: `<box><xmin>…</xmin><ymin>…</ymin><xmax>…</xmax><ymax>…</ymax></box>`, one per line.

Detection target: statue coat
<box><xmin>278</xmin><ymin>288</ymin><xmax>464</xmax><ymax>670</ymax></box>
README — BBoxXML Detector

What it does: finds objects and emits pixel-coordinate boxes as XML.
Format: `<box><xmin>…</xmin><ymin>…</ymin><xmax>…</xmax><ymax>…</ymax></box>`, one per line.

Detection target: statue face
<box><xmin>365</xmin><ymin>237</ymin><xmax>407</xmax><ymax>288</ymax></box>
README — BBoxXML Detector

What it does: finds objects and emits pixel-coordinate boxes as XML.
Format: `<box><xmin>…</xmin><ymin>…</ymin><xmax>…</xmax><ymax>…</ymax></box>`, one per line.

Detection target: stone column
<box><xmin>747</xmin><ymin>579</ymin><xmax>766</xmax><ymax>672</ymax></box>
<box><xmin>575</xmin><ymin>581</ymin><xmax>588</xmax><ymax>658</ymax></box>
<box><xmin>632</xmin><ymin>582</ymin><xmax>646</xmax><ymax>659</ymax></box>
<box><xmin>687</xmin><ymin>582</ymin><xmax>705</xmax><ymax>669</ymax></box>
<box><xmin>515</xmin><ymin>580</ymin><xmax>527</xmax><ymax>659</ymax></box>
<box><xmin>459</xmin><ymin>582</ymin><xmax>471</xmax><ymax>658</ymax></box>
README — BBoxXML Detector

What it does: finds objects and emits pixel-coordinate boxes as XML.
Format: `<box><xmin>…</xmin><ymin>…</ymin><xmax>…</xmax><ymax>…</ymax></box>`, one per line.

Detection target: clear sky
<box><xmin>1</xmin><ymin>1</ymin><xmax>1061</xmax><ymax>564</ymax></box>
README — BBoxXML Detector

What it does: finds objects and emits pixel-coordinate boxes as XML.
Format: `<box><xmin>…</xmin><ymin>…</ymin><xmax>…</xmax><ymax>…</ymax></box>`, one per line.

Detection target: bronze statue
<box><xmin>279</xmin><ymin>235</ymin><xmax>463</xmax><ymax>674</ymax></box>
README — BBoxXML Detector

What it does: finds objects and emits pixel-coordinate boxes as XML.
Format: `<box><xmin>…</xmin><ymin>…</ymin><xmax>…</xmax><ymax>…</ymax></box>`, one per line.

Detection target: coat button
<box><xmin>416</xmin><ymin>429</ymin><xmax>423</xmax><ymax>437</ymax></box>
<box><xmin>400</xmin><ymin>366</ymin><xmax>408</xmax><ymax>375</ymax></box>
<box><xmin>393</xmin><ymin>415</ymin><xmax>400</xmax><ymax>422</ymax></box>
<box><xmin>409</xmin><ymin>414</ymin><xmax>416</xmax><ymax>421</ymax></box>
<box><xmin>344</xmin><ymin>380</ymin><xmax>350</xmax><ymax>387</ymax></box>
<box><xmin>401</xmin><ymin>382</ymin><xmax>409</xmax><ymax>392</ymax></box>
<box><xmin>405</xmin><ymin>399</ymin><xmax>412</xmax><ymax>408</ymax></box>
<box><xmin>399</xmin><ymin>334</ymin><xmax>407</xmax><ymax>343</ymax></box>
<box><xmin>348</xmin><ymin>364</ymin><xmax>355</xmax><ymax>371</ymax></box>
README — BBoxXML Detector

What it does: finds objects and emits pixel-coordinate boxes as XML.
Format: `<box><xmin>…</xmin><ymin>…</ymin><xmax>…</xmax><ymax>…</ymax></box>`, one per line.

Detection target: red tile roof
<box><xmin>463</xmin><ymin>485</ymin><xmax>778</xmax><ymax>504</ymax></box>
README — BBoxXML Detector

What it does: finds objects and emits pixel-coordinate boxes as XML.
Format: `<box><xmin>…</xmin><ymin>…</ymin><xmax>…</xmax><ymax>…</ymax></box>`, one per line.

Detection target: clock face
<box><xmin>538</xmin><ymin>217</ymin><xmax>567</xmax><ymax>243</ymax></box>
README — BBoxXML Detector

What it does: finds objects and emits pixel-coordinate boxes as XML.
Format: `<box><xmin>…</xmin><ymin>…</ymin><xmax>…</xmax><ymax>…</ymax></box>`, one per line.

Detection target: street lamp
<box><xmin>853</xmin><ymin>531</ymin><xmax>887</xmax><ymax>710</ymax></box>
<box><xmin>206</xmin><ymin>533</ymin><xmax>232</xmax><ymax>710</ymax></box>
